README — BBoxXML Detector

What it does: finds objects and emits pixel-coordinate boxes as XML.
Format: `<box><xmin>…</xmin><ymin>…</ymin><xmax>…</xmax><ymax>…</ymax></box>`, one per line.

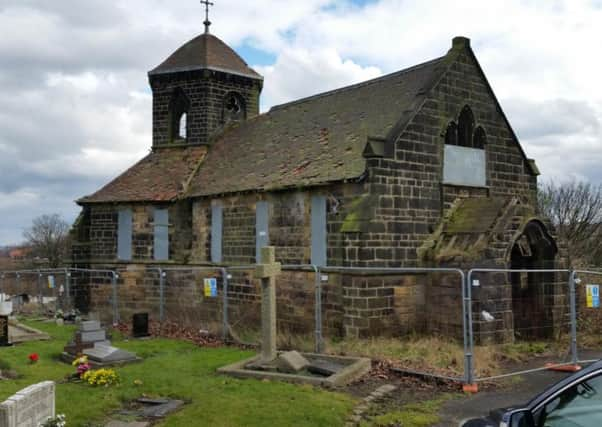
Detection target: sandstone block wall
<box><xmin>150</xmin><ymin>69</ymin><xmax>261</xmax><ymax>147</ymax></box>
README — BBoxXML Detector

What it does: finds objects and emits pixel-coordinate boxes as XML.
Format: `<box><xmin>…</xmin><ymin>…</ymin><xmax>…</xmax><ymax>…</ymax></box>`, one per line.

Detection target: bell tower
<box><xmin>148</xmin><ymin>3</ymin><xmax>263</xmax><ymax>147</ymax></box>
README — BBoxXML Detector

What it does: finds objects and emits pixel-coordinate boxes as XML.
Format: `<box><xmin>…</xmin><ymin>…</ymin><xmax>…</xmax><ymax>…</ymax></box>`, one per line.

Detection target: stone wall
<box><xmin>81</xmin><ymin>202</ymin><xmax>192</xmax><ymax>264</ymax></box>
<box><xmin>150</xmin><ymin>69</ymin><xmax>261</xmax><ymax>147</ymax></box>
<box><xmin>89</xmin><ymin>205</ymin><xmax>117</xmax><ymax>260</ymax></box>
<box><xmin>190</xmin><ymin>184</ymin><xmax>371</xmax><ymax>266</ymax></box>
<box><xmin>340</xmin><ymin>273</ymin><xmax>428</xmax><ymax>338</ymax></box>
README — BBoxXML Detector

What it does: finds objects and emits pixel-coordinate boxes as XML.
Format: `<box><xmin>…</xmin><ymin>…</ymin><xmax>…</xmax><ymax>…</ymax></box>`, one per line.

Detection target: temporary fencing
<box><xmin>318</xmin><ymin>266</ymin><xmax>468</xmax><ymax>384</ymax></box>
<box><xmin>2</xmin><ymin>263</ymin><xmax>602</xmax><ymax>390</ymax></box>
<box><xmin>571</xmin><ymin>269</ymin><xmax>602</xmax><ymax>366</ymax></box>
<box><xmin>0</xmin><ymin>269</ymin><xmax>72</xmax><ymax>313</ymax></box>
<box><xmin>158</xmin><ymin>267</ymin><xmax>227</xmax><ymax>338</ymax></box>
<box><xmin>465</xmin><ymin>268</ymin><xmax>575</xmax><ymax>385</ymax></box>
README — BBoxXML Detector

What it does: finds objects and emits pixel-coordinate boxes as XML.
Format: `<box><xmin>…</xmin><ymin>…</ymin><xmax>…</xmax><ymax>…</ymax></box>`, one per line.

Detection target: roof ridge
<box><xmin>269</xmin><ymin>55</ymin><xmax>446</xmax><ymax>112</ymax></box>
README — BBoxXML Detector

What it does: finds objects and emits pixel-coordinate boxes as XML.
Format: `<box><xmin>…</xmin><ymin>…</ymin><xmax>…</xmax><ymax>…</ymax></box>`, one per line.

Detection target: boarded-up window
<box><xmin>117</xmin><ymin>209</ymin><xmax>132</xmax><ymax>261</ymax></box>
<box><xmin>443</xmin><ymin>145</ymin><xmax>486</xmax><ymax>187</ymax></box>
<box><xmin>211</xmin><ymin>203</ymin><xmax>223</xmax><ymax>263</ymax></box>
<box><xmin>256</xmin><ymin>201</ymin><xmax>269</xmax><ymax>262</ymax></box>
<box><xmin>311</xmin><ymin>196</ymin><xmax>327</xmax><ymax>266</ymax></box>
<box><xmin>154</xmin><ymin>208</ymin><xmax>169</xmax><ymax>261</ymax></box>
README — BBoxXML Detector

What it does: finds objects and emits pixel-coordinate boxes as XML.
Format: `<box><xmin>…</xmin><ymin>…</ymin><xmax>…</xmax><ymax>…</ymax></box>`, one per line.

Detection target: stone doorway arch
<box><xmin>509</xmin><ymin>220</ymin><xmax>558</xmax><ymax>339</ymax></box>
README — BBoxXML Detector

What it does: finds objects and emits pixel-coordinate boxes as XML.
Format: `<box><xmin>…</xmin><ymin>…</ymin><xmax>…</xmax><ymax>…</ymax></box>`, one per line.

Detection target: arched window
<box><xmin>169</xmin><ymin>88</ymin><xmax>190</xmax><ymax>142</ymax></box>
<box><xmin>445</xmin><ymin>122</ymin><xmax>458</xmax><ymax>146</ymax></box>
<box><xmin>178</xmin><ymin>113</ymin><xmax>187</xmax><ymax>139</ymax></box>
<box><xmin>443</xmin><ymin>105</ymin><xmax>487</xmax><ymax>187</ymax></box>
<box><xmin>457</xmin><ymin>105</ymin><xmax>475</xmax><ymax>148</ymax></box>
<box><xmin>222</xmin><ymin>92</ymin><xmax>246</xmax><ymax>124</ymax></box>
<box><xmin>473</xmin><ymin>126</ymin><xmax>487</xmax><ymax>149</ymax></box>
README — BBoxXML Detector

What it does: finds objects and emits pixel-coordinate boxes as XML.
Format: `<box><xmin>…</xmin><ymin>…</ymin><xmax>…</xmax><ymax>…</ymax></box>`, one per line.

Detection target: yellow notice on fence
<box><xmin>586</xmin><ymin>284</ymin><xmax>600</xmax><ymax>308</ymax></box>
<box><xmin>203</xmin><ymin>278</ymin><xmax>217</xmax><ymax>298</ymax></box>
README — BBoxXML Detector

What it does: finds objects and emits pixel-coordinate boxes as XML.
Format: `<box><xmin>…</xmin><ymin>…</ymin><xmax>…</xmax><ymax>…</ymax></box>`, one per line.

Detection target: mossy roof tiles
<box><xmin>79</xmin><ymin>146</ymin><xmax>206</xmax><ymax>203</ymax></box>
<box><xmin>443</xmin><ymin>198</ymin><xmax>509</xmax><ymax>234</ymax></box>
<box><xmin>187</xmin><ymin>56</ymin><xmax>447</xmax><ymax>197</ymax></box>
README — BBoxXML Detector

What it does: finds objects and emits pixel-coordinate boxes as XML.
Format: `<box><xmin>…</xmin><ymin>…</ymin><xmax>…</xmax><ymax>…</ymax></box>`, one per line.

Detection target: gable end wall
<box><xmin>363</xmin><ymin>48</ymin><xmax>537</xmax><ymax>267</ymax></box>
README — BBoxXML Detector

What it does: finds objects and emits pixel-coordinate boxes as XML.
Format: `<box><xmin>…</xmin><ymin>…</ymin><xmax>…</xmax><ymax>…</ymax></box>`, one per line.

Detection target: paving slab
<box><xmin>7</xmin><ymin>322</ymin><xmax>50</xmax><ymax>343</ymax></box>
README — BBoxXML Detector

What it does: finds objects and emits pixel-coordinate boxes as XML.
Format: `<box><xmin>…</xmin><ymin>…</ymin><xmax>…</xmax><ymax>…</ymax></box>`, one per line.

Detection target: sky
<box><xmin>0</xmin><ymin>0</ymin><xmax>601</xmax><ymax>245</ymax></box>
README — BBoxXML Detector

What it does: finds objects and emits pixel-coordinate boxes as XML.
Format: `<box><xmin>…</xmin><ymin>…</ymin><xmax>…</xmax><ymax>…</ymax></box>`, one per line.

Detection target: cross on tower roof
<box><xmin>201</xmin><ymin>0</ymin><xmax>214</xmax><ymax>34</ymax></box>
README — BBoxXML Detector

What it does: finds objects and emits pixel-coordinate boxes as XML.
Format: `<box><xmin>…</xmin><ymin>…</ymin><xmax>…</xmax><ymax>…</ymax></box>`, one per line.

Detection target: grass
<box><xmin>0</xmin><ymin>320</ymin><xmax>354</xmax><ymax>427</ymax></box>
<box><xmin>326</xmin><ymin>335</ymin><xmax>573</xmax><ymax>378</ymax></box>
<box><xmin>359</xmin><ymin>394</ymin><xmax>453</xmax><ymax>427</ymax></box>
<box><xmin>327</xmin><ymin>335</ymin><xmax>496</xmax><ymax>376</ymax></box>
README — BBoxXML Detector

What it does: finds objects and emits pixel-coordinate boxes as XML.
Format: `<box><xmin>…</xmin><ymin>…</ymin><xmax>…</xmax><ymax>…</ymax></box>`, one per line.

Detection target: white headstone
<box><xmin>0</xmin><ymin>381</ymin><xmax>55</xmax><ymax>427</ymax></box>
<box><xmin>80</xmin><ymin>330</ymin><xmax>106</xmax><ymax>343</ymax></box>
<box><xmin>80</xmin><ymin>320</ymin><xmax>101</xmax><ymax>332</ymax></box>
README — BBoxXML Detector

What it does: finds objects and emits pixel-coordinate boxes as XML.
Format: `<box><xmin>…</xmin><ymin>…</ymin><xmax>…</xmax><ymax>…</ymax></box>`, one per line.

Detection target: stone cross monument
<box><xmin>255</xmin><ymin>246</ymin><xmax>281</xmax><ymax>364</ymax></box>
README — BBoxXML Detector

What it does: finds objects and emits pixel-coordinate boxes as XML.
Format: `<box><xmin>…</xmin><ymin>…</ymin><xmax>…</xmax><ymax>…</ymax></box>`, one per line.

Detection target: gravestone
<box><xmin>63</xmin><ymin>320</ymin><xmax>111</xmax><ymax>355</ymax></box>
<box><xmin>83</xmin><ymin>343</ymin><xmax>137</xmax><ymax>365</ymax></box>
<box><xmin>132</xmin><ymin>313</ymin><xmax>150</xmax><ymax>338</ymax></box>
<box><xmin>0</xmin><ymin>316</ymin><xmax>10</xmax><ymax>347</ymax></box>
<box><xmin>63</xmin><ymin>320</ymin><xmax>139</xmax><ymax>366</ymax></box>
<box><xmin>0</xmin><ymin>381</ymin><xmax>55</xmax><ymax>427</ymax></box>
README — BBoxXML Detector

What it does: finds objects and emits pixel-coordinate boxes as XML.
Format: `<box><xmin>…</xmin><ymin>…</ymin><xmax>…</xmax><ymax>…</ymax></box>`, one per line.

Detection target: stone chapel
<box><xmin>70</xmin><ymin>23</ymin><xmax>566</xmax><ymax>342</ymax></box>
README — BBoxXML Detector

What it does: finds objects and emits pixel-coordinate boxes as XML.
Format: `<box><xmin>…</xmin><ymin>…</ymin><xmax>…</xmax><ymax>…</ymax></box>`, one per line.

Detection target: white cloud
<box><xmin>0</xmin><ymin>0</ymin><xmax>602</xmax><ymax>244</ymax></box>
<box><xmin>256</xmin><ymin>47</ymin><xmax>381</xmax><ymax>108</ymax></box>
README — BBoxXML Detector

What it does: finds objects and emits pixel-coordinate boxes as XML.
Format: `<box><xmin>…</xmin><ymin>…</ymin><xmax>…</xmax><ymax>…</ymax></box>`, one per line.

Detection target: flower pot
<box><xmin>0</xmin><ymin>301</ymin><xmax>12</xmax><ymax>316</ymax></box>
<box><xmin>56</xmin><ymin>318</ymin><xmax>64</xmax><ymax>326</ymax></box>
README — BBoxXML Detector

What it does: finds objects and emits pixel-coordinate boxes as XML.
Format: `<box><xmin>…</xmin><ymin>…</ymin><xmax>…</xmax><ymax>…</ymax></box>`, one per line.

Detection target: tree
<box><xmin>23</xmin><ymin>214</ymin><xmax>70</xmax><ymax>268</ymax></box>
<box><xmin>538</xmin><ymin>180</ymin><xmax>602</xmax><ymax>267</ymax></box>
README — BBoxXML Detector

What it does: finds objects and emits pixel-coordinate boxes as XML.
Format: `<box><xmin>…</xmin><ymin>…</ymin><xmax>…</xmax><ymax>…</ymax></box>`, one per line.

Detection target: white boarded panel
<box><xmin>117</xmin><ymin>209</ymin><xmax>132</xmax><ymax>261</ymax></box>
<box><xmin>255</xmin><ymin>201</ymin><xmax>269</xmax><ymax>262</ymax></box>
<box><xmin>311</xmin><ymin>196</ymin><xmax>327</xmax><ymax>266</ymax></box>
<box><xmin>211</xmin><ymin>203</ymin><xmax>223</xmax><ymax>263</ymax></box>
<box><xmin>443</xmin><ymin>145</ymin><xmax>486</xmax><ymax>187</ymax></box>
<box><xmin>154</xmin><ymin>208</ymin><xmax>169</xmax><ymax>261</ymax></box>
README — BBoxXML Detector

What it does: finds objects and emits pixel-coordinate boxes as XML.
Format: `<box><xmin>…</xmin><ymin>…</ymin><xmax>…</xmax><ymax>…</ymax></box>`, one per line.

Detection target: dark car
<box><xmin>463</xmin><ymin>360</ymin><xmax>602</xmax><ymax>427</ymax></box>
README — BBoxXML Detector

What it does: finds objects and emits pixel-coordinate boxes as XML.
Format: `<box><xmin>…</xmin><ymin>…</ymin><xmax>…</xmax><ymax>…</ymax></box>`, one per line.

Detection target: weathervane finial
<box><xmin>201</xmin><ymin>0</ymin><xmax>215</xmax><ymax>34</ymax></box>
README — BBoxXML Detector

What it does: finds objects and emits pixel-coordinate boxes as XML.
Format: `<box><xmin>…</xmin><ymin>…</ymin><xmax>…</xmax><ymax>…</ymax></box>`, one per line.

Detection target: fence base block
<box><xmin>545</xmin><ymin>363</ymin><xmax>582</xmax><ymax>373</ymax></box>
<box><xmin>462</xmin><ymin>383</ymin><xmax>478</xmax><ymax>393</ymax></box>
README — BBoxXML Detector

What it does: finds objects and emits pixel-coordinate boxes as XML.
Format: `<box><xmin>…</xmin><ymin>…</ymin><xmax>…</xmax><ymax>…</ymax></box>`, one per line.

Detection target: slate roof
<box><xmin>149</xmin><ymin>33</ymin><xmax>262</xmax><ymax>80</ymax></box>
<box><xmin>187</xmin><ymin>56</ymin><xmax>448</xmax><ymax>197</ymax></box>
<box><xmin>79</xmin><ymin>147</ymin><xmax>206</xmax><ymax>203</ymax></box>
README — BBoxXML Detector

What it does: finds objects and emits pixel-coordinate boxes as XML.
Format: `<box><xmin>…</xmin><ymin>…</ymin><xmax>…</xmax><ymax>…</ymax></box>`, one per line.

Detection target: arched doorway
<box><xmin>510</xmin><ymin>220</ymin><xmax>558</xmax><ymax>339</ymax></box>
